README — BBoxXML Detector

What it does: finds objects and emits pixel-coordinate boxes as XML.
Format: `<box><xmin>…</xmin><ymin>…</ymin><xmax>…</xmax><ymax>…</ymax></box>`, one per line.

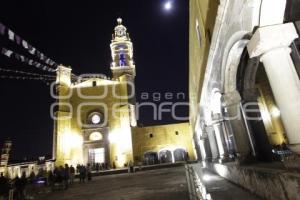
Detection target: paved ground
<box><xmin>202</xmin><ymin>169</ymin><xmax>262</xmax><ymax>200</ymax></box>
<box><xmin>38</xmin><ymin>166</ymin><xmax>189</xmax><ymax>200</ymax></box>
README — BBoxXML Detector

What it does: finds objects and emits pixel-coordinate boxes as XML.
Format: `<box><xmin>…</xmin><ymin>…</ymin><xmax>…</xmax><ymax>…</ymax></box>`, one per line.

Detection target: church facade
<box><xmin>53</xmin><ymin>18</ymin><xmax>195</xmax><ymax>168</ymax></box>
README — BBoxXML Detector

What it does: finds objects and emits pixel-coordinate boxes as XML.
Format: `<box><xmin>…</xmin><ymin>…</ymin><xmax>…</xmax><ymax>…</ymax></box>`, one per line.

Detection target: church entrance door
<box><xmin>88</xmin><ymin>148</ymin><xmax>105</xmax><ymax>165</ymax></box>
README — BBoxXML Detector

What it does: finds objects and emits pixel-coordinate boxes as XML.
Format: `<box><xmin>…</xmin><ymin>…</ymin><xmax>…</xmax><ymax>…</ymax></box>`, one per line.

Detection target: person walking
<box><xmin>95</xmin><ymin>163</ymin><xmax>100</xmax><ymax>172</ymax></box>
<box><xmin>29</xmin><ymin>169</ymin><xmax>36</xmax><ymax>185</ymax></box>
<box><xmin>47</xmin><ymin>171</ymin><xmax>54</xmax><ymax>189</ymax></box>
<box><xmin>57</xmin><ymin>166</ymin><xmax>64</xmax><ymax>189</ymax></box>
<box><xmin>20</xmin><ymin>172</ymin><xmax>27</xmax><ymax>199</ymax></box>
<box><xmin>79</xmin><ymin>165</ymin><xmax>86</xmax><ymax>183</ymax></box>
<box><xmin>128</xmin><ymin>160</ymin><xmax>134</xmax><ymax>173</ymax></box>
<box><xmin>76</xmin><ymin>164</ymin><xmax>80</xmax><ymax>174</ymax></box>
<box><xmin>63</xmin><ymin>164</ymin><xmax>70</xmax><ymax>190</ymax></box>
<box><xmin>87</xmin><ymin>164</ymin><xmax>92</xmax><ymax>181</ymax></box>
<box><xmin>69</xmin><ymin>165</ymin><xmax>75</xmax><ymax>185</ymax></box>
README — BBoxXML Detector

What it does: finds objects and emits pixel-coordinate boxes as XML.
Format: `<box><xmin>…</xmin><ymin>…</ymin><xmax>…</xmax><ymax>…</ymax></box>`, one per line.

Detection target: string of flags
<box><xmin>0</xmin><ymin>74</ymin><xmax>55</xmax><ymax>81</ymax></box>
<box><xmin>0</xmin><ymin>67</ymin><xmax>56</xmax><ymax>78</ymax></box>
<box><xmin>0</xmin><ymin>22</ymin><xmax>58</xmax><ymax>69</ymax></box>
<box><xmin>1</xmin><ymin>47</ymin><xmax>56</xmax><ymax>72</ymax></box>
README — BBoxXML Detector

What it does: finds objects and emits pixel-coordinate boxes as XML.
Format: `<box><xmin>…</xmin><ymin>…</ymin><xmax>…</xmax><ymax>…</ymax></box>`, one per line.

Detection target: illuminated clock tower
<box><xmin>110</xmin><ymin>18</ymin><xmax>137</xmax><ymax>127</ymax></box>
<box><xmin>110</xmin><ymin>18</ymin><xmax>136</xmax><ymax>78</ymax></box>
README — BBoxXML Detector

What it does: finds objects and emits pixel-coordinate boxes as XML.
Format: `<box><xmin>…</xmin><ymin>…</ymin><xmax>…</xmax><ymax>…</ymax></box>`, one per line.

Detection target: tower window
<box><xmin>92</xmin><ymin>81</ymin><xmax>97</xmax><ymax>87</ymax></box>
<box><xmin>175</xmin><ymin>131</ymin><xmax>179</xmax><ymax>135</ymax></box>
<box><xmin>149</xmin><ymin>133</ymin><xmax>154</xmax><ymax>138</ymax></box>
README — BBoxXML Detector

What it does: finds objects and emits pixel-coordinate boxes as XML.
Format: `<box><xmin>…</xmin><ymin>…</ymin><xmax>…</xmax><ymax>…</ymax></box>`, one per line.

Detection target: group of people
<box><xmin>0</xmin><ymin>163</ymin><xmax>95</xmax><ymax>200</ymax></box>
<box><xmin>0</xmin><ymin>161</ymin><xmax>136</xmax><ymax>199</ymax></box>
<box><xmin>0</xmin><ymin>173</ymin><xmax>10</xmax><ymax>200</ymax></box>
<box><xmin>76</xmin><ymin>164</ymin><xmax>92</xmax><ymax>183</ymax></box>
<box><xmin>0</xmin><ymin>171</ymin><xmax>33</xmax><ymax>200</ymax></box>
<box><xmin>48</xmin><ymin>164</ymin><xmax>93</xmax><ymax>189</ymax></box>
<box><xmin>80</xmin><ymin>162</ymin><xmax>113</xmax><ymax>172</ymax></box>
<box><xmin>0</xmin><ymin>167</ymin><xmax>49</xmax><ymax>200</ymax></box>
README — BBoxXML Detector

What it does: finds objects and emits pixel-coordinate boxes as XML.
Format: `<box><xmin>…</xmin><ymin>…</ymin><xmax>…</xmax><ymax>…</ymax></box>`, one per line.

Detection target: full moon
<box><xmin>164</xmin><ymin>1</ymin><xmax>172</xmax><ymax>11</ymax></box>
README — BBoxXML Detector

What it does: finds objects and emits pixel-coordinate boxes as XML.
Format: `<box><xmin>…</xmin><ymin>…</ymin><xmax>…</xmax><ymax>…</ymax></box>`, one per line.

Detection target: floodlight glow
<box><xmin>271</xmin><ymin>106</ymin><xmax>281</xmax><ymax>118</ymax></box>
<box><xmin>202</xmin><ymin>174</ymin><xmax>211</xmax><ymax>182</ymax></box>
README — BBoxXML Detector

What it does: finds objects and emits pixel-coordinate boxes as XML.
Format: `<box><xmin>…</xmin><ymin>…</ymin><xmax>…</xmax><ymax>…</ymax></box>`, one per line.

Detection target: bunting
<box><xmin>0</xmin><ymin>22</ymin><xmax>57</xmax><ymax>68</ymax></box>
<box><xmin>1</xmin><ymin>47</ymin><xmax>56</xmax><ymax>72</ymax></box>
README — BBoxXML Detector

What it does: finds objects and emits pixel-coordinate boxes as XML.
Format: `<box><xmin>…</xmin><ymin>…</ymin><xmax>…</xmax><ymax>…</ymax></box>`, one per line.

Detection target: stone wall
<box><xmin>132</xmin><ymin>122</ymin><xmax>196</xmax><ymax>163</ymax></box>
<box><xmin>189</xmin><ymin>0</ymin><xmax>218</xmax><ymax>132</ymax></box>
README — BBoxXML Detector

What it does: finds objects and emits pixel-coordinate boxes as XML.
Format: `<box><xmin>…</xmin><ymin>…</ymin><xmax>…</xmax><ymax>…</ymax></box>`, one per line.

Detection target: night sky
<box><xmin>0</xmin><ymin>0</ymin><xmax>189</xmax><ymax>160</ymax></box>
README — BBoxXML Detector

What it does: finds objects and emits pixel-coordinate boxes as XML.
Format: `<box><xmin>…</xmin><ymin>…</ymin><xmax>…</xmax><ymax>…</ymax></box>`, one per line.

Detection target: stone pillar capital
<box><xmin>247</xmin><ymin>23</ymin><xmax>299</xmax><ymax>58</ymax></box>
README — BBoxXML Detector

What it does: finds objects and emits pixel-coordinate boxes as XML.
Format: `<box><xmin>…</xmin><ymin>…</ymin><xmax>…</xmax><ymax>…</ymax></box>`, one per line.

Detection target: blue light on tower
<box><xmin>119</xmin><ymin>54</ymin><xmax>126</xmax><ymax>66</ymax></box>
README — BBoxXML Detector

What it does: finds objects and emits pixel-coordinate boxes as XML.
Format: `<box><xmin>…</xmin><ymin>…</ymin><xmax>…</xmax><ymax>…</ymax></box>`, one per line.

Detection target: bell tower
<box><xmin>110</xmin><ymin>18</ymin><xmax>136</xmax><ymax>78</ymax></box>
<box><xmin>110</xmin><ymin>18</ymin><xmax>137</xmax><ymax>127</ymax></box>
<box><xmin>0</xmin><ymin>139</ymin><xmax>12</xmax><ymax>167</ymax></box>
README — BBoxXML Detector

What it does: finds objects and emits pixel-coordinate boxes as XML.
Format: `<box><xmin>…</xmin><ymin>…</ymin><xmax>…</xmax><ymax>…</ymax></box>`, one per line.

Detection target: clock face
<box><xmin>91</xmin><ymin>114</ymin><xmax>101</xmax><ymax>124</ymax></box>
<box><xmin>116</xmin><ymin>28</ymin><xmax>126</xmax><ymax>37</ymax></box>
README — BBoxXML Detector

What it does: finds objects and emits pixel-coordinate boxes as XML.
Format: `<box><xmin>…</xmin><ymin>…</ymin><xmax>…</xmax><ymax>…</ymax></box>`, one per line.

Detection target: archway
<box><xmin>240</xmin><ymin>55</ymin><xmax>289</xmax><ymax>161</ymax></box>
<box><xmin>158</xmin><ymin>150</ymin><xmax>173</xmax><ymax>163</ymax></box>
<box><xmin>223</xmin><ymin>37</ymin><xmax>285</xmax><ymax>161</ymax></box>
<box><xmin>221</xmin><ymin>38</ymin><xmax>254</xmax><ymax>161</ymax></box>
<box><xmin>144</xmin><ymin>152</ymin><xmax>159</xmax><ymax>165</ymax></box>
<box><xmin>173</xmin><ymin>148</ymin><xmax>187</xmax><ymax>162</ymax></box>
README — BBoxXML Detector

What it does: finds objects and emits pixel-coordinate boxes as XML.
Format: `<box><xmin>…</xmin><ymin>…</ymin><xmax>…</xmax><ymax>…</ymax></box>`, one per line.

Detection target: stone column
<box><xmin>205</xmin><ymin>125</ymin><xmax>220</xmax><ymax>161</ymax></box>
<box><xmin>248</xmin><ymin>23</ymin><xmax>300</xmax><ymax>153</ymax></box>
<box><xmin>223</xmin><ymin>91</ymin><xmax>252</xmax><ymax>160</ymax></box>
<box><xmin>212</xmin><ymin>114</ymin><xmax>229</xmax><ymax>162</ymax></box>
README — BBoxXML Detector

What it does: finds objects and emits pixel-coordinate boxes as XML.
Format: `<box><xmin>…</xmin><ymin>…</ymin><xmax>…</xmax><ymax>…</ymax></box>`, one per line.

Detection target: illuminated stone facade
<box><xmin>189</xmin><ymin>1</ymin><xmax>300</xmax><ymax>199</ymax></box>
<box><xmin>132</xmin><ymin>123</ymin><xmax>196</xmax><ymax>165</ymax></box>
<box><xmin>189</xmin><ymin>0</ymin><xmax>219</xmax><ymax>161</ymax></box>
<box><xmin>190</xmin><ymin>0</ymin><xmax>300</xmax><ymax>162</ymax></box>
<box><xmin>53</xmin><ymin>19</ymin><xmax>195</xmax><ymax>168</ymax></box>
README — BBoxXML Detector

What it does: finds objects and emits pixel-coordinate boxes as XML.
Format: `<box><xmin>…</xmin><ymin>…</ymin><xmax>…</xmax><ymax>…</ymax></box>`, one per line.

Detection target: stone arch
<box><xmin>222</xmin><ymin>36</ymin><xmax>274</xmax><ymax>161</ymax></box>
<box><xmin>173</xmin><ymin>148</ymin><xmax>187</xmax><ymax>162</ymax></box>
<box><xmin>158</xmin><ymin>146</ymin><xmax>188</xmax><ymax>163</ymax></box>
<box><xmin>223</xmin><ymin>39</ymin><xmax>250</xmax><ymax>93</ymax></box>
<box><xmin>236</xmin><ymin>49</ymin><xmax>274</xmax><ymax>162</ymax></box>
<box><xmin>143</xmin><ymin>151</ymin><xmax>159</xmax><ymax>165</ymax></box>
<box><xmin>220</xmin><ymin>31</ymin><xmax>250</xmax><ymax>93</ymax></box>
<box><xmin>158</xmin><ymin>149</ymin><xmax>173</xmax><ymax>163</ymax></box>
<box><xmin>221</xmin><ymin>36</ymin><xmax>254</xmax><ymax>160</ymax></box>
